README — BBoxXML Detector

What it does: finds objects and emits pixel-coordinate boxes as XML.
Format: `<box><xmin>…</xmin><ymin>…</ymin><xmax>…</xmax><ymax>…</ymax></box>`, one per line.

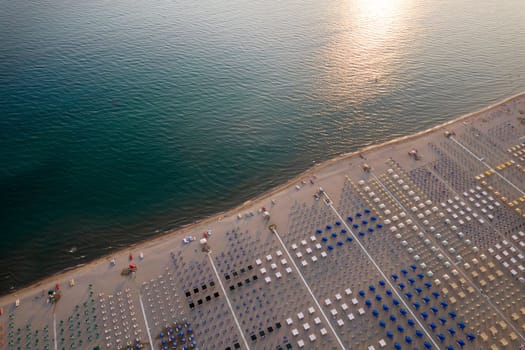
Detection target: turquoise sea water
<box><xmin>1</xmin><ymin>0</ymin><xmax>524</xmax><ymax>293</ymax></box>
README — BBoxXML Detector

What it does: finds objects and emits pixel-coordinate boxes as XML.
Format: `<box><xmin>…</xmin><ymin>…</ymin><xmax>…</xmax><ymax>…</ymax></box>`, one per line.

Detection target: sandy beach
<box><xmin>1</xmin><ymin>92</ymin><xmax>524</xmax><ymax>350</ymax></box>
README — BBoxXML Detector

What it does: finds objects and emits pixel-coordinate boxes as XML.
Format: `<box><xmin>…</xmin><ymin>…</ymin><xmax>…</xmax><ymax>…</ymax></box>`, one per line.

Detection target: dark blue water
<box><xmin>1</xmin><ymin>0</ymin><xmax>524</xmax><ymax>293</ymax></box>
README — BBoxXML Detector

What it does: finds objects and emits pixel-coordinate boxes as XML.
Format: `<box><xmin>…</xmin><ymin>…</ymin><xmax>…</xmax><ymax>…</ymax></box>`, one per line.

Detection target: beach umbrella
<box><xmin>424</xmin><ymin>341</ymin><xmax>432</xmax><ymax>349</ymax></box>
<box><xmin>327</xmin><ymin>245</ymin><xmax>334</xmax><ymax>250</ymax></box>
<box><xmin>466</xmin><ymin>333</ymin><xmax>475</xmax><ymax>341</ymax></box>
<box><xmin>399</xmin><ymin>308</ymin><xmax>407</xmax><ymax>316</ymax></box>
<box><xmin>379</xmin><ymin>320</ymin><xmax>386</xmax><ymax>328</ymax></box>
<box><xmin>335</xmin><ymin>221</ymin><xmax>341</xmax><ymax>226</ymax></box>
<box><xmin>378</xmin><ymin>280</ymin><xmax>385</xmax><ymax>287</ymax></box>
<box><xmin>392</xmin><ymin>298</ymin><xmax>400</xmax><ymax>306</ymax></box>
<box><xmin>331</xmin><ymin>233</ymin><xmax>337</xmax><ymax>238</ymax></box>
<box><xmin>437</xmin><ymin>333</ymin><xmax>445</xmax><ymax>342</ymax></box>
<box><xmin>397</xmin><ymin>325</ymin><xmax>404</xmax><ymax>333</ymax></box>
<box><xmin>429</xmin><ymin>322</ymin><xmax>437</xmax><ymax>331</ymax></box>
<box><xmin>316</xmin><ymin>229</ymin><xmax>322</xmax><ymax>234</ymax></box>
<box><xmin>456</xmin><ymin>339</ymin><xmax>465</xmax><ymax>348</ymax></box>
<box><xmin>346</xmin><ymin>237</ymin><xmax>353</xmax><ymax>242</ymax></box>
<box><xmin>405</xmin><ymin>336</ymin><xmax>412</xmax><ymax>344</ymax></box>
<box><xmin>376</xmin><ymin>223</ymin><xmax>383</xmax><ymax>229</ymax></box>
<box><xmin>386</xmin><ymin>331</ymin><xmax>394</xmax><ymax>339</ymax></box>
<box><xmin>448</xmin><ymin>328</ymin><xmax>456</xmax><ymax>335</ymax></box>
<box><xmin>394</xmin><ymin>343</ymin><xmax>402</xmax><ymax>350</ymax></box>
<box><xmin>386</xmin><ymin>290</ymin><xmax>392</xmax><ymax>296</ymax></box>
<box><xmin>415</xmin><ymin>329</ymin><xmax>423</xmax><ymax>338</ymax></box>
<box><xmin>372</xmin><ymin>310</ymin><xmax>379</xmax><ymax>317</ymax></box>
<box><xmin>341</xmin><ymin>229</ymin><xmax>347</xmax><ymax>234</ymax></box>
<box><xmin>347</xmin><ymin>216</ymin><xmax>353</xmax><ymax>222</ymax></box>
<box><xmin>365</xmin><ymin>208</ymin><xmax>371</xmax><ymax>214</ymax></box>
<box><xmin>407</xmin><ymin>319</ymin><xmax>415</xmax><ymax>327</ymax></box>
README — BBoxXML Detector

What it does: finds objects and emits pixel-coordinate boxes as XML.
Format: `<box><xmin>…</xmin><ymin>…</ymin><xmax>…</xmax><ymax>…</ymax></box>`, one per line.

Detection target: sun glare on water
<box><xmin>358</xmin><ymin>0</ymin><xmax>403</xmax><ymax>18</ymax></box>
<box><xmin>312</xmin><ymin>0</ymin><xmax>413</xmax><ymax>106</ymax></box>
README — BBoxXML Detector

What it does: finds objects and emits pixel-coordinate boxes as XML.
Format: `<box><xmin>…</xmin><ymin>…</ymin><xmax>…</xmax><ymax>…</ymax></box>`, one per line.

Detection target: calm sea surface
<box><xmin>1</xmin><ymin>0</ymin><xmax>524</xmax><ymax>293</ymax></box>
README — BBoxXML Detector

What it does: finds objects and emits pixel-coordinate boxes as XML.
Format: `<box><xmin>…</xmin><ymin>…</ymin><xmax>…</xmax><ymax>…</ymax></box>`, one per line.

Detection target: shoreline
<box><xmin>2</xmin><ymin>90</ymin><xmax>524</xmax><ymax>302</ymax></box>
